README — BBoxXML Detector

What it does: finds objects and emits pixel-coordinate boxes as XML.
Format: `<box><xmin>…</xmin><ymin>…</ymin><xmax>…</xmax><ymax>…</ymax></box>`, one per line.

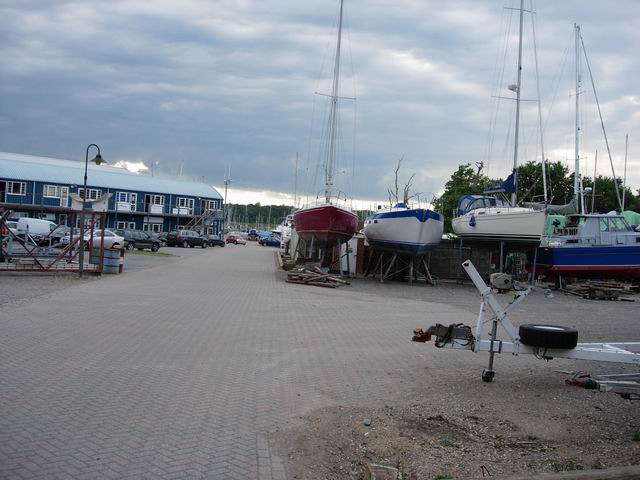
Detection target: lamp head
<box><xmin>91</xmin><ymin>153</ymin><xmax>106</xmax><ymax>166</ymax></box>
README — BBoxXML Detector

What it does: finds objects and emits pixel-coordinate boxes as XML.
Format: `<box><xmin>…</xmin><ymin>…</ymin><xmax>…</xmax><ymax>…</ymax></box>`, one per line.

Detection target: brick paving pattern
<box><xmin>0</xmin><ymin>244</ymin><xmax>575</xmax><ymax>479</ymax></box>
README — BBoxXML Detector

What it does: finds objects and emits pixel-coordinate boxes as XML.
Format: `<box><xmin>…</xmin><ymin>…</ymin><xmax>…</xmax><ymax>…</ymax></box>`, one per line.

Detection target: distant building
<box><xmin>0</xmin><ymin>152</ymin><xmax>223</xmax><ymax>234</ymax></box>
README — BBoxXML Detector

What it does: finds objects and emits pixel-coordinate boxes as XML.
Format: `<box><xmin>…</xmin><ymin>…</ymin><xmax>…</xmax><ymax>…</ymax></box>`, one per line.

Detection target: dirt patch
<box><xmin>273</xmin><ymin>401</ymin><xmax>640</xmax><ymax>479</ymax></box>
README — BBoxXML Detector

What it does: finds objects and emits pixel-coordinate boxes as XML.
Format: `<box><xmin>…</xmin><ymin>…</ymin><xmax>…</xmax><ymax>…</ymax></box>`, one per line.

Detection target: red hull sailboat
<box><xmin>294</xmin><ymin>202</ymin><xmax>358</xmax><ymax>246</ymax></box>
<box><xmin>293</xmin><ymin>0</ymin><xmax>358</xmax><ymax>247</ymax></box>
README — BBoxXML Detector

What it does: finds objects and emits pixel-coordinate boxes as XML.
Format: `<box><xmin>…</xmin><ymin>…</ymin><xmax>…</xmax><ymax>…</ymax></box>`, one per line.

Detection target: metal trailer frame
<box><xmin>414</xmin><ymin>260</ymin><xmax>640</xmax><ymax>382</ymax></box>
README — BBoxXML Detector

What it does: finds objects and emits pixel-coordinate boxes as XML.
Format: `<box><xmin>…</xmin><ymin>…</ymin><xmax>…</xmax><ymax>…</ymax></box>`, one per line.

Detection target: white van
<box><xmin>17</xmin><ymin>218</ymin><xmax>58</xmax><ymax>237</ymax></box>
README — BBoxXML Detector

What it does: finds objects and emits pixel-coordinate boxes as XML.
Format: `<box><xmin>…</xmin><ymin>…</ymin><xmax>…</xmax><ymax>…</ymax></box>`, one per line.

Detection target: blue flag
<box><xmin>500</xmin><ymin>169</ymin><xmax>517</xmax><ymax>194</ymax></box>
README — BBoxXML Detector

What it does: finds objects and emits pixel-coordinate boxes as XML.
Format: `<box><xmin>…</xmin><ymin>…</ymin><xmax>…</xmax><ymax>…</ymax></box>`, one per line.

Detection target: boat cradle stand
<box><xmin>364</xmin><ymin>251</ymin><xmax>434</xmax><ymax>286</ymax></box>
<box><xmin>412</xmin><ymin>260</ymin><xmax>640</xmax><ymax>382</ymax></box>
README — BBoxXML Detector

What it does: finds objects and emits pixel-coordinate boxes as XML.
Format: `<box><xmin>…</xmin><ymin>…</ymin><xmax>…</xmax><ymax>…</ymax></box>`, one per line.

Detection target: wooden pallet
<box><xmin>286</xmin><ymin>266</ymin><xmax>349</xmax><ymax>288</ymax></box>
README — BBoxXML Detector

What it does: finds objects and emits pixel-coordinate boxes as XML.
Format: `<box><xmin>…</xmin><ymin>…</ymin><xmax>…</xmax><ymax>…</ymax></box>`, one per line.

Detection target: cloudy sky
<box><xmin>1</xmin><ymin>0</ymin><xmax>638</xmax><ymax>206</ymax></box>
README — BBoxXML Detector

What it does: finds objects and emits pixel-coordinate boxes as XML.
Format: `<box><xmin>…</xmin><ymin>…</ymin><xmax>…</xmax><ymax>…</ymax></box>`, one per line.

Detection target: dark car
<box><xmin>260</xmin><ymin>235</ymin><xmax>282</xmax><ymax>247</ymax></box>
<box><xmin>247</xmin><ymin>229</ymin><xmax>259</xmax><ymax>241</ymax></box>
<box><xmin>204</xmin><ymin>234</ymin><xmax>225</xmax><ymax>247</ymax></box>
<box><xmin>115</xmin><ymin>229</ymin><xmax>161</xmax><ymax>252</ymax></box>
<box><xmin>155</xmin><ymin>232</ymin><xmax>167</xmax><ymax>247</ymax></box>
<box><xmin>166</xmin><ymin>229</ymin><xmax>208</xmax><ymax>248</ymax></box>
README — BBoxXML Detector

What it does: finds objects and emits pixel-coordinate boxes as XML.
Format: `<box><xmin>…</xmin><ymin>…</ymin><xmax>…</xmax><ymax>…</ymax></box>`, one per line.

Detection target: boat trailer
<box><xmin>413</xmin><ymin>260</ymin><xmax>640</xmax><ymax>382</ymax></box>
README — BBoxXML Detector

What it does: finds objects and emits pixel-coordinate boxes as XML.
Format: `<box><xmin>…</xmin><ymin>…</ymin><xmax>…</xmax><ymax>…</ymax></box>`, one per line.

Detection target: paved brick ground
<box><xmin>1</xmin><ymin>243</ymin><xmax>635</xmax><ymax>479</ymax></box>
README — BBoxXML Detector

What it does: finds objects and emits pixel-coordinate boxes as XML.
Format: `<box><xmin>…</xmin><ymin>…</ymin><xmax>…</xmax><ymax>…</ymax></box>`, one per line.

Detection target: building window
<box><xmin>177</xmin><ymin>197</ymin><xmax>194</xmax><ymax>209</ymax></box>
<box><xmin>176</xmin><ymin>197</ymin><xmax>194</xmax><ymax>215</ymax></box>
<box><xmin>7</xmin><ymin>181</ymin><xmax>26</xmax><ymax>195</ymax></box>
<box><xmin>116</xmin><ymin>192</ymin><xmax>137</xmax><ymax>211</ymax></box>
<box><xmin>44</xmin><ymin>185</ymin><xmax>63</xmax><ymax>198</ymax></box>
<box><xmin>151</xmin><ymin>195</ymin><xmax>164</xmax><ymax>205</ymax></box>
<box><xmin>78</xmin><ymin>188</ymin><xmax>102</xmax><ymax>200</ymax></box>
<box><xmin>115</xmin><ymin>221</ymin><xmax>136</xmax><ymax>230</ymax></box>
<box><xmin>143</xmin><ymin>223</ymin><xmax>162</xmax><ymax>233</ymax></box>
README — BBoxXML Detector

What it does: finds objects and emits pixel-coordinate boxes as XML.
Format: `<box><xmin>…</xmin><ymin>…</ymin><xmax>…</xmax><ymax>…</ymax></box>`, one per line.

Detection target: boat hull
<box><xmin>532</xmin><ymin>245</ymin><xmax>640</xmax><ymax>279</ymax></box>
<box><xmin>452</xmin><ymin>208</ymin><xmax>546</xmax><ymax>244</ymax></box>
<box><xmin>293</xmin><ymin>204</ymin><xmax>358</xmax><ymax>246</ymax></box>
<box><xmin>364</xmin><ymin>209</ymin><xmax>443</xmax><ymax>257</ymax></box>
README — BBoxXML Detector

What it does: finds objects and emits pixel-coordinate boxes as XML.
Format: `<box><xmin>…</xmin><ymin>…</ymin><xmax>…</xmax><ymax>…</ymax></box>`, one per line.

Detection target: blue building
<box><xmin>0</xmin><ymin>152</ymin><xmax>223</xmax><ymax>234</ymax></box>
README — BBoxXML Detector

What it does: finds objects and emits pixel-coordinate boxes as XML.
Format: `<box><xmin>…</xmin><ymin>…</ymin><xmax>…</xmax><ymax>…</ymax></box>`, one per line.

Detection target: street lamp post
<box><xmin>79</xmin><ymin>144</ymin><xmax>106</xmax><ymax>278</ymax></box>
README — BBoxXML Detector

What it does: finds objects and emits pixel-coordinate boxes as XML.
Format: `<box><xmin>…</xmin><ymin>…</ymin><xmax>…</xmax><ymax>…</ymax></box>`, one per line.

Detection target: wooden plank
<box><xmin>495</xmin><ymin>465</ymin><xmax>640</xmax><ymax>479</ymax></box>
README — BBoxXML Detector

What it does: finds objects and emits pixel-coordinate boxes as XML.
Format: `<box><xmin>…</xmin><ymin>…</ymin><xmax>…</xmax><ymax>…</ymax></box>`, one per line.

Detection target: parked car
<box><xmin>155</xmin><ymin>232</ymin><xmax>167</xmax><ymax>247</ymax></box>
<box><xmin>115</xmin><ymin>229</ymin><xmax>161</xmax><ymax>252</ymax></box>
<box><xmin>226</xmin><ymin>235</ymin><xmax>246</xmax><ymax>245</ymax></box>
<box><xmin>16</xmin><ymin>218</ymin><xmax>57</xmax><ymax>237</ymax></box>
<box><xmin>247</xmin><ymin>229</ymin><xmax>259</xmax><ymax>241</ymax></box>
<box><xmin>166</xmin><ymin>229</ymin><xmax>208</xmax><ymax>248</ymax></box>
<box><xmin>60</xmin><ymin>229</ymin><xmax>124</xmax><ymax>249</ymax></box>
<box><xmin>204</xmin><ymin>234</ymin><xmax>225</xmax><ymax>247</ymax></box>
<box><xmin>3</xmin><ymin>220</ymin><xmax>19</xmax><ymax>237</ymax></box>
<box><xmin>259</xmin><ymin>235</ymin><xmax>282</xmax><ymax>247</ymax></box>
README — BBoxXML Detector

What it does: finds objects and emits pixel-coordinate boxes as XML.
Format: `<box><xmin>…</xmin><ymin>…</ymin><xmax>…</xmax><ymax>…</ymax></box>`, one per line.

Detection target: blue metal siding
<box><xmin>2</xmin><ymin>175</ymin><xmax>222</xmax><ymax>234</ymax></box>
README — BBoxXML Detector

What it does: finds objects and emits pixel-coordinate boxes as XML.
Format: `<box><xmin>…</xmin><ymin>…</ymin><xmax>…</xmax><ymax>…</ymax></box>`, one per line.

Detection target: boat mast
<box><xmin>511</xmin><ymin>0</ymin><xmax>525</xmax><ymax>207</ymax></box>
<box><xmin>530</xmin><ymin>5</ymin><xmax>547</xmax><ymax>203</ymax></box>
<box><xmin>325</xmin><ymin>0</ymin><xmax>344</xmax><ymax>202</ymax></box>
<box><xmin>622</xmin><ymin>133</ymin><xmax>628</xmax><ymax>210</ymax></box>
<box><xmin>574</xmin><ymin>24</ymin><xmax>583</xmax><ymax>214</ymax></box>
<box><xmin>591</xmin><ymin>150</ymin><xmax>597</xmax><ymax>213</ymax></box>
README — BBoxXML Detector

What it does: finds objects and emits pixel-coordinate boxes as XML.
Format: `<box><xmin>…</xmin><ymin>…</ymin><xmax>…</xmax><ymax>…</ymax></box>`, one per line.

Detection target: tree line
<box><xmin>434</xmin><ymin>161</ymin><xmax>640</xmax><ymax>232</ymax></box>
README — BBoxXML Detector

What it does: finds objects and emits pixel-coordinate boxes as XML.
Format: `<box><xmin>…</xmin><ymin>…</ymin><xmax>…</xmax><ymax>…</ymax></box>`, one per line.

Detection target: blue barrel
<box><xmin>102</xmin><ymin>248</ymin><xmax>121</xmax><ymax>274</ymax></box>
<box><xmin>90</xmin><ymin>247</ymin><xmax>101</xmax><ymax>265</ymax></box>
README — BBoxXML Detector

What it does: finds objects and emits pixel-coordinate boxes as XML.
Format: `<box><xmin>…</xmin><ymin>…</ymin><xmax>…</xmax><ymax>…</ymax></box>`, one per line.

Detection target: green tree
<box><xmin>434</xmin><ymin>164</ymin><xmax>500</xmax><ymax>232</ymax></box>
<box><xmin>515</xmin><ymin>161</ymin><xmax>573</xmax><ymax>204</ymax></box>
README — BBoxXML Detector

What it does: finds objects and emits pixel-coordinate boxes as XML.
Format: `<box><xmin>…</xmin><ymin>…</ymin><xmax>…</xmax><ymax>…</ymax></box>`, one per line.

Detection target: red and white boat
<box><xmin>294</xmin><ymin>197</ymin><xmax>358</xmax><ymax>246</ymax></box>
<box><xmin>293</xmin><ymin>0</ymin><xmax>358</xmax><ymax>247</ymax></box>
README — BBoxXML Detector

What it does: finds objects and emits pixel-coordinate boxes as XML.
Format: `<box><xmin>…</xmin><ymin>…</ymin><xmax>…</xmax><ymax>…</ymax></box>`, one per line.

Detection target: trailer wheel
<box><xmin>519</xmin><ymin>324</ymin><xmax>578</xmax><ymax>349</ymax></box>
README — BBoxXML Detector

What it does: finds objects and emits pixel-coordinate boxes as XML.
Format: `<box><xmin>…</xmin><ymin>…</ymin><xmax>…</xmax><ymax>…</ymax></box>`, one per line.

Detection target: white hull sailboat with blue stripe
<box><xmin>364</xmin><ymin>203</ymin><xmax>444</xmax><ymax>257</ymax></box>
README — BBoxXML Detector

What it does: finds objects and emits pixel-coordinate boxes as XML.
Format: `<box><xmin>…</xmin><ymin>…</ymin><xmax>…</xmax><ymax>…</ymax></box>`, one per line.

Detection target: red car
<box><xmin>226</xmin><ymin>235</ymin><xmax>246</xmax><ymax>245</ymax></box>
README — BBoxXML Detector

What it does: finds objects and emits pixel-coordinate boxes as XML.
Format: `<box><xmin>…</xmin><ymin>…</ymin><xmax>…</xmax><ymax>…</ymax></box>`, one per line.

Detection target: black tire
<box><xmin>519</xmin><ymin>324</ymin><xmax>578</xmax><ymax>349</ymax></box>
<box><xmin>127</xmin><ymin>242</ymin><xmax>135</xmax><ymax>250</ymax></box>
<box><xmin>151</xmin><ymin>244</ymin><xmax>159</xmax><ymax>252</ymax></box>
<box><xmin>202</xmin><ymin>242</ymin><xmax>208</xmax><ymax>249</ymax></box>
<box><xmin>182</xmin><ymin>240</ymin><xmax>189</xmax><ymax>248</ymax></box>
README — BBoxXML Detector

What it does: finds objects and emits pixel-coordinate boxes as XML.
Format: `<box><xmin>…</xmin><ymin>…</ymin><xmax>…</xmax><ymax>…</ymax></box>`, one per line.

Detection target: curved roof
<box><xmin>0</xmin><ymin>151</ymin><xmax>222</xmax><ymax>200</ymax></box>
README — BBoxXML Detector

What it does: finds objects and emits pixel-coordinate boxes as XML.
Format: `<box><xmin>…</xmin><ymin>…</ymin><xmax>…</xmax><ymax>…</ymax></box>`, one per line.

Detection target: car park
<box><xmin>115</xmin><ymin>229</ymin><xmax>162</xmax><ymax>252</ymax></box>
<box><xmin>226</xmin><ymin>234</ymin><xmax>246</xmax><ymax>245</ymax></box>
<box><xmin>259</xmin><ymin>235</ymin><xmax>282</xmax><ymax>247</ymax></box>
<box><xmin>166</xmin><ymin>229</ymin><xmax>208</xmax><ymax>248</ymax></box>
<box><xmin>204</xmin><ymin>234</ymin><xmax>225</xmax><ymax>247</ymax></box>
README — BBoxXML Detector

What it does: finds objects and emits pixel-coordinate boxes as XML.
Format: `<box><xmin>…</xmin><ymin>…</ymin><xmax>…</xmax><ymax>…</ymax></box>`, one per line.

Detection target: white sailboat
<box><xmin>364</xmin><ymin>202</ymin><xmax>443</xmax><ymax>257</ymax></box>
<box><xmin>452</xmin><ymin>0</ymin><xmax>546</xmax><ymax>244</ymax></box>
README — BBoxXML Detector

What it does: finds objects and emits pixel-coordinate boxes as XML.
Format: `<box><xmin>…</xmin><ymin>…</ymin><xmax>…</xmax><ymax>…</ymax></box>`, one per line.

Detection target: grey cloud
<box><xmin>0</xmin><ymin>0</ymin><xmax>638</xmax><ymax>200</ymax></box>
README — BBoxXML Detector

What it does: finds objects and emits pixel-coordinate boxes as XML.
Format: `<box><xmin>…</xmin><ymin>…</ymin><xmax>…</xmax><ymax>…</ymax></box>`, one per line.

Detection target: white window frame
<box><xmin>116</xmin><ymin>192</ymin><xmax>138</xmax><ymax>211</ymax></box>
<box><xmin>44</xmin><ymin>185</ymin><xmax>62</xmax><ymax>198</ymax></box>
<box><xmin>143</xmin><ymin>223</ymin><xmax>162</xmax><ymax>233</ymax></box>
<box><xmin>7</xmin><ymin>181</ymin><xmax>26</xmax><ymax>196</ymax></box>
<box><xmin>78</xmin><ymin>188</ymin><xmax>102</xmax><ymax>200</ymax></box>
<box><xmin>177</xmin><ymin>197</ymin><xmax>194</xmax><ymax>209</ymax></box>
<box><xmin>177</xmin><ymin>197</ymin><xmax>194</xmax><ymax>215</ymax></box>
<box><xmin>151</xmin><ymin>195</ymin><xmax>164</xmax><ymax>206</ymax></box>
